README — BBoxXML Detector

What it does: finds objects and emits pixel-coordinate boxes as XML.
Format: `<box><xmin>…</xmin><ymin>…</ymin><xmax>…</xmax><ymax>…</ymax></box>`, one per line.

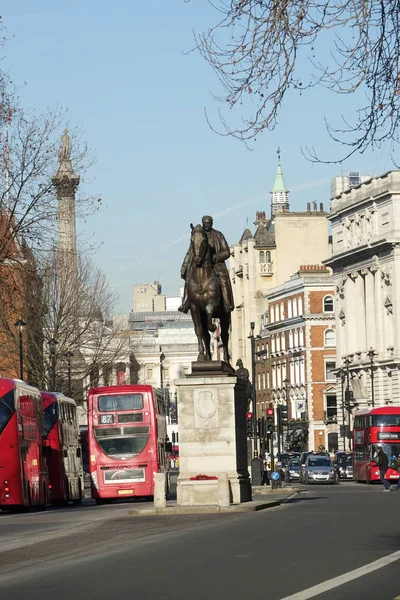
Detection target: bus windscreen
<box><xmin>0</xmin><ymin>390</ymin><xmax>15</xmax><ymax>435</ymax></box>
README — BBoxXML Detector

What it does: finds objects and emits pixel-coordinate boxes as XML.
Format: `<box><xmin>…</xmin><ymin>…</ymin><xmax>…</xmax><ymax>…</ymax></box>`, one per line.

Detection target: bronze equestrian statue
<box><xmin>179</xmin><ymin>215</ymin><xmax>234</xmax><ymax>364</ymax></box>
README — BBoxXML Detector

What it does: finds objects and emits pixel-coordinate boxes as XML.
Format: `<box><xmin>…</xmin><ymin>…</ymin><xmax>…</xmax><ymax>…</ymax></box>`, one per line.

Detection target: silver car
<box><xmin>303</xmin><ymin>455</ymin><xmax>337</xmax><ymax>485</ymax></box>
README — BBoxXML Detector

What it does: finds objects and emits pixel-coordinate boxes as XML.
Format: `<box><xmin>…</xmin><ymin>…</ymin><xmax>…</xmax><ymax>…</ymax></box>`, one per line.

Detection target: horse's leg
<box><xmin>190</xmin><ymin>303</ymin><xmax>205</xmax><ymax>361</ymax></box>
<box><xmin>200</xmin><ymin>311</ymin><xmax>212</xmax><ymax>360</ymax></box>
<box><xmin>219</xmin><ymin>311</ymin><xmax>231</xmax><ymax>364</ymax></box>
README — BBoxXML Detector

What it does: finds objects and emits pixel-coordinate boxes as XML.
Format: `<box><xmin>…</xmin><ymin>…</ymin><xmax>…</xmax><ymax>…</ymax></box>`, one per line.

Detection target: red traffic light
<box><xmin>266</xmin><ymin>408</ymin><xmax>274</xmax><ymax>417</ymax></box>
<box><xmin>246</xmin><ymin>412</ymin><xmax>253</xmax><ymax>420</ymax></box>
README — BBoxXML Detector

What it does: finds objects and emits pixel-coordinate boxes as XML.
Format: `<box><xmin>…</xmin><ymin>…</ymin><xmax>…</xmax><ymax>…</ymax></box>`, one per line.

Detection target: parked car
<box><xmin>299</xmin><ymin>451</ymin><xmax>330</xmax><ymax>483</ymax></box>
<box><xmin>303</xmin><ymin>454</ymin><xmax>337</xmax><ymax>484</ymax></box>
<box><xmin>285</xmin><ymin>457</ymin><xmax>300</xmax><ymax>483</ymax></box>
<box><xmin>333</xmin><ymin>452</ymin><xmax>353</xmax><ymax>480</ymax></box>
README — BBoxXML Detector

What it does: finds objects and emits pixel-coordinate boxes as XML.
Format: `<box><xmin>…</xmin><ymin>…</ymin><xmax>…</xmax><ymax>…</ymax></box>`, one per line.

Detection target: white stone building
<box><xmin>326</xmin><ymin>170</ymin><xmax>400</xmax><ymax>415</ymax></box>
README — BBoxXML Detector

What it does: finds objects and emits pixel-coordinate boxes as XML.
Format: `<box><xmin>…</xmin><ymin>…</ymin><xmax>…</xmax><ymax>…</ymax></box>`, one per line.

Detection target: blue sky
<box><xmin>3</xmin><ymin>2</ymin><xmax>396</xmax><ymax>313</ymax></box>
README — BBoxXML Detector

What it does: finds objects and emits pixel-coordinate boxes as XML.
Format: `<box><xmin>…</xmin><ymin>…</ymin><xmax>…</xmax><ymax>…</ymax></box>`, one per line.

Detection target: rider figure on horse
<box><xmin>179</xmin><ymin>215</ymin><xmax>234</xmax><ymax>314</ymax></box>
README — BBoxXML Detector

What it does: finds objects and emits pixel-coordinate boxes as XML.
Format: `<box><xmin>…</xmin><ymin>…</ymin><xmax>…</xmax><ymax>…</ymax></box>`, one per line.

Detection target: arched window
<box><xmin>289</xmin><ymin>330</ymin><xmax>294</xmax><ymax>348</ymax></box>
<box><xmin>323</xmin><ymin>295</ymin><xmax>334</xmax><ymax>313</ymax></box>
<box><xmin>294</xmin><ymin>329</ymin><xmax>299</xmax><ymax>347</ymax></box>
<box><xmin>299</xmin><ymin>328</ymin><xmax>304</xmax><ymax>347</ymax></box>
<box><xmin>271</xmin><ymin>335</ymin><xmax>276</xmax><ymax>353</ymax></box>
<box><xmin>266</xmin><ymin>251</ymin><xmax>271</xmax><ymax>263</ymax></box>
<box><xmin>259</xmin><ymin>251</ymin><xmax>265</xmax><ymax>264</ymax></box>
<box><xmin>280</xmin><ymin>302</ymin><xmax>285</xmax><ymax>320</ymax></box>
<box><xmin>270</xmin><ymin>307</ymin><xmax>274</xmax><ymax>323</ymax></box>
<box><xmin>276</xmin><ymin>335</ymin><xmax>281</xmax><ymax>352</ymax></box>
<box><xmin>274</xmin><ymin>304</ymin><xmax>280</xmax><ymax>322</ymax></box>
<box><xmin>292</xmin><ymin>298</ymin><xmax>298</xmax><ymax>317</ymax></box>
<box><xmin>281</xmin><ymin>333</ymin><xmax>286</xmax><ymax>351</ymax></box>
<box><xmin>298</xmin><ymin>296</ymin><xmax>303</xmax><ymax>315</ymax></box>
<box><xmin>288</xmin><ymin>300</ymin><xmax>293</xmax><ymax>318</ymax></box>
<box><xmin>324</xmin><ymin>328</ymin><xmax>336</xmax><ymax>347</ymax></box>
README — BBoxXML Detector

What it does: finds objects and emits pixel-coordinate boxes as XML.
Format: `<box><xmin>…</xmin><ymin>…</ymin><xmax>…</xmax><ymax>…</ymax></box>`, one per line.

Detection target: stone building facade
<box><xmin>229</xmin><ymin>157</ymin><xmax>331</xmax><ymax>373</ymax></box>
<box><xmin>326</xmin><ymin>170</ymin><xmax>400</xmax><ymax>417</ymax></box>
<box><xmin>255</xmin><ymin>266</ymin><xmax>337</xmax><ymax>452</ymax></box>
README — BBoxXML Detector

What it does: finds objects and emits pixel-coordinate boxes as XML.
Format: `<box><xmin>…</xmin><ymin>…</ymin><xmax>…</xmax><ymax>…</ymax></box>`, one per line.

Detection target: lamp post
<box><xmin>14</xmin><ymin>318</ymin><xmax>27</xmax><ymax>380</ymax></box>
<box><xmin>248</xmin><ymin>321</ymin><xmax>258</xmax><ymax>454</ymax></box>
<box><xmin>337</xmin><ymin>367</ymin><xmax>346</xmax><ymax>451</ymax></box>
<box><xmin>48</xmin><ymin>336</ymin><xmax>58</xmax><ymax>392</ymax></box>
<box><xmin>343</xmin><ymin>356</ymin><xmax>352</xmax><ymax>450</ymax></box>
<box><xmin>367</xmin><ymin>347</ymin><xmax>377</xmax><ymax>408</ymax></box>
<box><xmin>283</xmin><ymin>377</ymin><xmax>290</xmax><ymax>455</ymax></box>
<box><xmin>64</xmin><ymin>349</ymin><xmax>74</xmax><ymax>397</ymax></box>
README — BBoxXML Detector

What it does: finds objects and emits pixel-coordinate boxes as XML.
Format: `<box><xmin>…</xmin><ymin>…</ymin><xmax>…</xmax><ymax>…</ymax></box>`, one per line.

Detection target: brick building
<box><xmin>255</xmin><ymin>265</ymin><xmax>338</xmax><ymax>453</ymax></box>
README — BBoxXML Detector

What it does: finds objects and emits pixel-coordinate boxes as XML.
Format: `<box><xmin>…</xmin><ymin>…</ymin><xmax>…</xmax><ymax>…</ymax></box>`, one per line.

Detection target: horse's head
<box><xmin>190</xmin><ymin>224</ymin><xmax>208</xmax><ymax>267</ymax></box>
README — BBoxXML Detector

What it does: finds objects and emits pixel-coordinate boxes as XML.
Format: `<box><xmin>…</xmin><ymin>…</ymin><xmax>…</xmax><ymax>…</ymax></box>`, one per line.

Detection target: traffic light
<box><xmin>280</xmin><ymin>404</ymin><xmax>289</xmax><ymax>427</ymax></box>
<box><xmin>266</xmin><ymin>407</ymin><xmax>275</xmax><ymax>434</ymax></box>
<box><xmin>246</xmin><ymin>412</ymin><xmax>253</xmax><ymax>437</ymax></box>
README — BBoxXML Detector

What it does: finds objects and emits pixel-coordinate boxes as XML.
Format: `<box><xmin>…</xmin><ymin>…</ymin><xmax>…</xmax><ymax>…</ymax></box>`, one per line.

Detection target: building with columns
<box><xmin>229</xmin><ymin>156</ymin><xmax>331</xmax><ymax>372</ymax></box>
<box><xmin>326</xmin><ymin>170</ymin><xmax>400</xmax><ymax>425</ymax></box>
<box><xmin>255</xmin><ymin>265</ymin><xmax>337</xmax><ymax>452</ymax></box>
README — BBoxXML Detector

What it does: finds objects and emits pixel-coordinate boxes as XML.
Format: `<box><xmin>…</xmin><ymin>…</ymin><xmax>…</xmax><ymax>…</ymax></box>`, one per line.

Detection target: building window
<box><xmin>325</xmin><ymin>360</ymin><xmax>336</xmax><ymax>381</ymax></box>
<box><xmin>328</xmin><ymin>433</ymin><xmax>339</xmax><ymax>453</ymax></box>
<box><xmin>298</xmin><ymin>296</ymin><xmax>303</xmax><ymax>315</ymax></box>
<box><xmin>292</xmin><ymin>298</ymin><xmax>298</xmax><ymax>317</ymax></box>
<box><xmin>270</xmin><ymin>307</ymin><xmax>274</xmax><ymax>323</ymax></box>
<box><xmin>288</xmin><ymin>300</ymin><xmax>292</xmax><ymax>318</ymax></box>
<box><xmin>271</xmin><ymin>336</ymin><xmax>276</xmax><ymax>353</ymax></box>
<box><xmin>259</xmin><ymin>251</ymin><xmax>265</xmax><ymax>263</ymax></box>
<box><xmin>299</xmin><ymin>328</ymin><xmax>304</xmax><ymax>347</ymax></box>
<box><xmin>326</xmin><ymin>395</ymin><xmax>337</xmax><ymax>420</ymax></box>
<box><xmin>289</xmin><ymin>330</ymin><xmax>293</xmax><ymax>348</ymax></box>
<box><xmin>281</xmin><ymin>333</ymin><xmax>286</xmax><ymax>351</ymax></box>
<box><xmin>275</xmin><ymin>305</ymin><xmax>280</xmax><ymax>322</ymax></box>
<box><xmin>294</xmin><ymin>329</ymin><xmax>299</xmax><ymax>347</ymax></box>
<box><xmin>266</xmin><ymin>251</ymin><xmax>271</xmax><ymax>263</ymax></box>
<box><xmin>324</xmin><ymin>329</ymin><xmax>336</xmax><ymax>348</ymax></box>
<box><xmin>323</xmin><ymin>295</ymin><xmax>334</xmax><ymax>313</ymax></box>
<box><xmin>280</xmin><ymin>302</ymin><xmax>285</xmax><ymax>320</ymax></box>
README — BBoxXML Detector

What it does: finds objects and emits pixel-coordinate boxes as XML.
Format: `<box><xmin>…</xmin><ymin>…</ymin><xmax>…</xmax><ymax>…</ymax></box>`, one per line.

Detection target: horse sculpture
<box><xmin>186</xmin><ymin>224</ymin><xmax>230</xmax><ymax>364</ymax></box>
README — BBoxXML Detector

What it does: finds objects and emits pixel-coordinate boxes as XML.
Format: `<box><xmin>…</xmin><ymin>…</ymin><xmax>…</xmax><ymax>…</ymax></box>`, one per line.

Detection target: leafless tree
<box><xmin>188</xmin><ymin>0</ymin><xmax>400</xmax><ymax>162</ymax></box>
<box><xmin>27</xmin><ymin>248</ymin><xmax>129</xmax><ymax>401</ymax></box>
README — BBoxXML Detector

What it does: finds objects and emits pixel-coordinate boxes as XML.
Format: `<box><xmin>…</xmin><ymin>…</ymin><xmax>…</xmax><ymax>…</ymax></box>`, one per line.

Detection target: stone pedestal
<box><xmin>175</xmin><ymin>362</ymin><xmax>251</xmax><ymax>506</ymax></box>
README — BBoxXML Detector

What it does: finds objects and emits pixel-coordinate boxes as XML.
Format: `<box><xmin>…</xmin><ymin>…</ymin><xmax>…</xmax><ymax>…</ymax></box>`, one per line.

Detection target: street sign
<box><xmin>271</xmin><ymin>471</ymin><xmax>280</xmax><ymax>481</ymax></box>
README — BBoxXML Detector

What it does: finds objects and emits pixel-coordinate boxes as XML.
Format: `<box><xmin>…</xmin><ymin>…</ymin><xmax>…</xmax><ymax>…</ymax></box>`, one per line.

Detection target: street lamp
<box><xmin>14</xmin><ymin>318</ymin><xmax>27</xmax><ymax>380</ymax></box>
<box><xmin>343</xmin><ymin>356</ymin><xmax>352</xmax><ymax>450</ymax></box>
<box><xmin>48</xmin><ymin>335</ymin><xmax>58</xmax><ymax>392</ymax></box>
<box><xmin>367</xmin><ymin>347</ymin><xmax>377</xmax><ymax>408</ymax></box>
<box><xmin>248</xmin><ymin>322</ymin><xmax>257</xmax><ymax>453</ymax></box>
<box><xmin>282</xmin><ymin>377</ymin><xmax>290</xmax><ymax>455</ymax></box>
<box><xmin>64</xmin><ymin>349</ymin><xmax>74</xmax><ymax>397</ymax></box>
<box><xmin>337</xmin><ymin>367</ymin><xmax>346</xmax><ymax>451</ymax></box>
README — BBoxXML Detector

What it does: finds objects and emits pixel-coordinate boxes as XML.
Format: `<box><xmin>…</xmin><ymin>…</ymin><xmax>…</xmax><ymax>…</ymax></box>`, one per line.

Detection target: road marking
<box><xmin>279</xmin><ymin>550</ymin><xmax>400</xmax><ymax>600</ymax></box>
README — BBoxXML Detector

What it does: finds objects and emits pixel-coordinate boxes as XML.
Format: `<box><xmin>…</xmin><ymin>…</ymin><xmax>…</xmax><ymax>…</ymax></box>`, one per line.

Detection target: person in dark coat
<box><xmin>376</xmin><ymin>447</ymin><xmax>391</xmax><ymax>491</ymax></box>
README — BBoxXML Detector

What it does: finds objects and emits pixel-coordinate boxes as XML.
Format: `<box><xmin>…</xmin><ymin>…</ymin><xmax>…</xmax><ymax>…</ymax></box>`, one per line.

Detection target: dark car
<box><xmin>333</xmin><ymin>452</ymin><xmax>353</xmax><ymax>480</ymax></box>
<box><xmin>285</xmin><ymin>457</ymin><xmax>300</xmax><ymax>483</ymax></box>
<box><xmin>279</xmin><ymin>452</ymin><xmax>300</xmax><ymax>476</ymax></box>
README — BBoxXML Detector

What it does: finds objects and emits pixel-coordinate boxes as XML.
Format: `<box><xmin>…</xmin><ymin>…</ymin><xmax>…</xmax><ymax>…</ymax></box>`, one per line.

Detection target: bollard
<box><xmin>154</xmin><ymin>472</ymin><xmax>167</xmax><ymax>508</ymax></box>
<box><xmin>217</xmin><ymin>472</ymin><xmax>230</xmax><ymax>507</ymax></box>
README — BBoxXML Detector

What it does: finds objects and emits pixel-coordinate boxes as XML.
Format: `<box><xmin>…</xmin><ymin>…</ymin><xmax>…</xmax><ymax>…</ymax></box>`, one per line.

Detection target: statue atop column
<box><xmin>60</xmin><ymin>128</ymin><xmax>72</xmax><ymax>162</ymax></box>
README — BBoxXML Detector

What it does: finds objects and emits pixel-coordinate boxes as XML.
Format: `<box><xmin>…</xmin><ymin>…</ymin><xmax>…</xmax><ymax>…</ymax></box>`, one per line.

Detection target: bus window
<box><xmin>98</xmin><ymin>394</ymin><xmax>143</xmax><ymax>411</ymax></box>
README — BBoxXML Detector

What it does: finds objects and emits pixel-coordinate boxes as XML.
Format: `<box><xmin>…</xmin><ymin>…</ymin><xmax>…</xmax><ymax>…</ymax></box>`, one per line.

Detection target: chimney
<box><xmin>307</xmin><ymin>202</ymin><xmax>311</xmax><ymax>212</ymax></box>
<box><xmin>320</xmin><ymin>202</ymin><xmax>324</xmax><ymax>212</ymax></box>
<box><xmin>313</xmin><ymin>201</ymin><xmax>317</xmax><ymax>212</ymax></box>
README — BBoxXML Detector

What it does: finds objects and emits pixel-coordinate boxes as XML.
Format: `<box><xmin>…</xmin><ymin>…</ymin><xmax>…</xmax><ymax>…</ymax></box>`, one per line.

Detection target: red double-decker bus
<box><xmin>353</xmin><ymin>406</ymin><xmax>400</xmax><ymax>483</ymax></box>
<box><xmin>0</xmin><ymin>378</ymin><xmax>49</xmax><ymax>510</ymax></box>
<box><xmin>41</xmin><ymin>392</ymin><xmax>84</xmax><ymax>505</ymax></box>
<box><xmin>88</xmin><ymin>384</ymin><xmax>170</xmax><ymax>504</ymax></box>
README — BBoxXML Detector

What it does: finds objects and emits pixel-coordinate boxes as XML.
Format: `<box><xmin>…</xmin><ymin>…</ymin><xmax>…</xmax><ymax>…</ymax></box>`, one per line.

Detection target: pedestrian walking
<box><xmin>262</xmin><ymin>458</ymin><xmax>269</xmax><ymax>486</ymax></box>
<box><xmin>376</xmin><ymin>447</ymin><xmax>391</xmax><ymax>491</ymax></box>
<box><xmin>390</xmin><ymin>455</ymin><xmax>400</xmax><ymax>491</ymax></box>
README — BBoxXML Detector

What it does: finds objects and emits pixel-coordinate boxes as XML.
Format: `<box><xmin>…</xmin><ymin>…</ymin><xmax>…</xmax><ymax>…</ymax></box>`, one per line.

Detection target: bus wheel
<box><xmin>95</xmin><ymin>498</ymin><xmax>106</xmax><ymax>505</ymax></box>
